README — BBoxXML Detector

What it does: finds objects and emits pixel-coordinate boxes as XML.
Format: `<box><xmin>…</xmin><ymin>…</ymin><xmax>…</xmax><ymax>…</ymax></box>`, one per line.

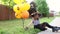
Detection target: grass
<box><xmin>40</xmin><ymin>17</ymin><xmax>55</xmax><ymax>23</ymax></box>
<box><xmin>0</xmin><ymin>17</ymin><xmax>54</xmax><ymax>34</ymax></box>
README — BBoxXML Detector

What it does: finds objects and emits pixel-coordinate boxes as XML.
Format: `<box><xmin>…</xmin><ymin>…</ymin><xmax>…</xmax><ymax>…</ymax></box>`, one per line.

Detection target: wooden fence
<box><xmin>0</xmin><ymin>4</ymin><xmax>15</xmax><ymax>20</ymax></box>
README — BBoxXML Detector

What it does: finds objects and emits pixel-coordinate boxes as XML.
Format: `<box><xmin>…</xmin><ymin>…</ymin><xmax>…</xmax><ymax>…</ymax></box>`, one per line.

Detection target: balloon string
<box><xmin>22</xmin><ymin>19</ymin><xmax>24</xmax><ymax>28</ymax></box>
<box><xmin>22</xmin><ymin>19</ymin><xmax>25</xmax><ymax>34</ymax></box>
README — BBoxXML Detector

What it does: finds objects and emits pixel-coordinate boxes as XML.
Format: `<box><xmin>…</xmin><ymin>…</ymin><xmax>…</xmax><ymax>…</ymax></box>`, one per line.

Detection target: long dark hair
<box><xmin>28</xmin><ymin>1</ymin><xmax>37</xmax><ymax>15</ymax></box>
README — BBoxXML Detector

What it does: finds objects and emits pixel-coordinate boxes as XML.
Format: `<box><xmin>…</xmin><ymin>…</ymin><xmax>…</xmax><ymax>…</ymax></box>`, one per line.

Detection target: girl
<box><xmin>26</xmin><ymin>12</ymin><xmax>60</xmax><ymax>32</ymax></box>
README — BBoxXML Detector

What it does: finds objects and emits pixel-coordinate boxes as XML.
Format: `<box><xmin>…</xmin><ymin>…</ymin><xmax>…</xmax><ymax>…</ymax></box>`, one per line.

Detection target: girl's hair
<box><xmin>31</xmin><ymin>12</ymin><xmax>41</xmax><ymax>17</ymax></box>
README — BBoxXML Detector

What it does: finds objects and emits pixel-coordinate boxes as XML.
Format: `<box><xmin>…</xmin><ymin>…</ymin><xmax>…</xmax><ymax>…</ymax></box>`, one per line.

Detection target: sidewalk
<box><xmin>38</xmin><ymin>17</ymin><xmax>60</xmax><ymax>34</ymax></box>
<box><xmin>50</xmin><ymin>17</ymin><xmax>60</xmax><ymax>27</ymax></box>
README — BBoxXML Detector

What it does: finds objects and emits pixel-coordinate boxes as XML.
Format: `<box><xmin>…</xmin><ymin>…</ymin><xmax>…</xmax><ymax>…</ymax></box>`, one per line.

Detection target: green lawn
<box><xmin>0</xmin><ymin>17</ymin><xmax>54</xmax><ymax>34</ymax></box>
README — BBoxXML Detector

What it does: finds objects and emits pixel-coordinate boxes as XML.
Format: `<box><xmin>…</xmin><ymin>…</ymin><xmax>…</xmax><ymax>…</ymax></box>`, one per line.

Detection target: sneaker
<box><xmin>52</xmin><ymin>27</ymin><xmax>59</xmax><ymax>32</ymax></box>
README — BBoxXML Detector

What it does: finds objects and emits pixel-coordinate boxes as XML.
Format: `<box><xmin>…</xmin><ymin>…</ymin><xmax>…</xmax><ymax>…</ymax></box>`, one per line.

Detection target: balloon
<box><xmin>18</xmin><ymin>3</ymin><xmax>30</xmax><ymax>12</ymax></box>
<box><xmin>23</xmin><ymin>3</ymin><xmax>30</xmax><ymax>11</ymax></box>
<box><xmin>21</xmin><ymin>11</ymin><xmax>29</xmax><ymax>19</ymax></box>
<box><xmin>13</xmin><ymin>5</ymin><xmax>20</xmax><ymax>13</ymax></box>
<box><xmin>15</xmin><ymin>13</ymin><xmax>22</xmax><ymax>18</ymax></box>
<box><xmin>18</xmin><ymin>4</ymin><xmax>24</xmax><ymax>12</ymax></box>
<box><xmin>13</xmin><ymin>0</ymin><xmax>25</xmax><ymax>4</ymax></box>
<box><xmin>13</xmin><ymin>5</ymin><xmax>23</xmax><ymax>13</ymax></box>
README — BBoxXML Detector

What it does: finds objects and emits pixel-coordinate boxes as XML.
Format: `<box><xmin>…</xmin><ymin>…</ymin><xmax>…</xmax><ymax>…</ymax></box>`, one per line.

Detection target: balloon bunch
<box><xmin>13</xmin><ymin>0</ymin><xmax>30</xmax><ymax>19</ymax></box>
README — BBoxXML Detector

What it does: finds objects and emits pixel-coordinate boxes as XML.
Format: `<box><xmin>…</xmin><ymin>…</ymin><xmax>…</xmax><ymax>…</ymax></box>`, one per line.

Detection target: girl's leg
<box><xmin>34</xmin><ymin>24</ymin><xmax>47</xmax><ymax>31</ymax></box>
<box><xmin>42</xmin><ymin>22</ymin><xmax>60</xmax><ymax>32</ymax></box>
<box><xmin>42</xmin><ymin>22</ymin><xmax>54</xmax><ymax>28</ymax></box>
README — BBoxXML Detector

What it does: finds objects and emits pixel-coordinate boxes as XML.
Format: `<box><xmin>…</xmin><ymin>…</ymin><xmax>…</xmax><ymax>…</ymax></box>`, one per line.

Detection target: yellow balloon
<box><xmin>15</xmin><ymin>13</ymin><xmax>22</xmax><ymax>18</ymax></box>
<box><xmin>18</xmin><ymin>4</ymin><xmax>24</xmax><ymax>12</ymax></box>
<box><xmin>13</xmin><ymin>5</ymin><xmax>22</xmax><ymax>13</ymax></box>
<box><xmin>13</xmin><ymin>3</ymin><xmax>30</xmax><ymax>13</ymax></box>
<box><xmin>18</xmin><ymin>3</ymin><xmax>30</xmax><ymax>12</ymax></box>
<box><xmin>13</xmin><ymin>0</ymin><xmax>25</xmax><ymax>4</ymax></box>
<box><xmin>23</xmin><ymin>3</ymin><xmax>30</xmax><ymax>11</ymax></box>
<box><xmin>13</xmin><ymin>5</ymin><xmax>19</xmax><ymax>13</ymax></box>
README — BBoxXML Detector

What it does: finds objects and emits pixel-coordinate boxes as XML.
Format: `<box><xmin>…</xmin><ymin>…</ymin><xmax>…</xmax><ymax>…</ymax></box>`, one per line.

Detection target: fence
<box><xmin>0</xmin><ymin>4</ymin><xmax>15</xmax><ymax>20</ymax></box>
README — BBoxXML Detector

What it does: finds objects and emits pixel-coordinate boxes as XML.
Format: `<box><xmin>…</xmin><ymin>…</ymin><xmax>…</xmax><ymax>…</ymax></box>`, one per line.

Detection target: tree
<box><xmin>1</xmin><ymin>0</ymin><xmax>15</xmax><ymax>8</ymax></box>
<box><xmin>35</xmin><ymin>0</ymin><xmax>49</xmax><ymax>17</ymax></box>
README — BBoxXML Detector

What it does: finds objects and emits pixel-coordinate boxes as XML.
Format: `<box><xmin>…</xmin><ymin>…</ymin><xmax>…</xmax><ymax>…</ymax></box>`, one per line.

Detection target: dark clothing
<box><xmin>34</xmin><ymin>22</ymin><xmax>54</xmax><ymax>31</ymax></box>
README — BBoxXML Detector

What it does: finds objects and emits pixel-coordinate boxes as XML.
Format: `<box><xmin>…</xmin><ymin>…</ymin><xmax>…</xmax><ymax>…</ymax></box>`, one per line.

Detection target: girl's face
<box><xmin>34</xmin><ymin>14</ymin><xmax>39</xmax><ymax>19</ymax></box>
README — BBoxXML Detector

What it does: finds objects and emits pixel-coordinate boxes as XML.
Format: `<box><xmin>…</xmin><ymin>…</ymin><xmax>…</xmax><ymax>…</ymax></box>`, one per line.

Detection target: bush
<box><xmin>35</xmin><ymin>0</ymin><xmax>49</xmax><ymax>17</ymax></box>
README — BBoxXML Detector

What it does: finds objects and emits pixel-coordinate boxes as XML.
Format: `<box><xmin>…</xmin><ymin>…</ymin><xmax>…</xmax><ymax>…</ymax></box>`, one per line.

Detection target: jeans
<box><xmin>34</xmin><ymin>22</ymin><xmax>54</xmax><ymax>31</ymax></box>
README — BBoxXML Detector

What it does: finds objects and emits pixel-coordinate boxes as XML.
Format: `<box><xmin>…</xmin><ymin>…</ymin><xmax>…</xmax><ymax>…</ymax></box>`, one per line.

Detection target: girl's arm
<box><xmin>26</xmin><ymin>20</ymin><xmax>33</xmax><ymax>27</ymax></box>
<box><xmin>24</xmin><ymin>21</ymin><xmax>33</xmax><ymax>30</ymax></box>
<box><xmin>25</xmin><ymin>18</ymin><xmax>34</xmax><ymax>29</ymax></box>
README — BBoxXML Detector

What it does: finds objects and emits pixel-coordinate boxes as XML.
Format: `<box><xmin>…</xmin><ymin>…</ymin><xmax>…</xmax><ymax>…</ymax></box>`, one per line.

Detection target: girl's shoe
<box><xmin>52</xmin><ymin>27</ymin><xmax>60</xmax><ymax>32</ymax></box>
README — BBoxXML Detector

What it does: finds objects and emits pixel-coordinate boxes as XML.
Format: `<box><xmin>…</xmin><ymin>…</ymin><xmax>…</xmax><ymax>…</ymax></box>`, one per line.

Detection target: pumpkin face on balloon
<box><xmin>21</xmin><ymin>11</ymin><xmax>29</xmax><ymax>19</ymax></box>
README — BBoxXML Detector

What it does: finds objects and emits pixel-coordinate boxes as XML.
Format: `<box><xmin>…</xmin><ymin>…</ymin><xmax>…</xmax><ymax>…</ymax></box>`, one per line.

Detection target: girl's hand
<box><xmin>24</xmin><ymin>26</ymin><xmax>29</xmax><ymax>30</ymax></box>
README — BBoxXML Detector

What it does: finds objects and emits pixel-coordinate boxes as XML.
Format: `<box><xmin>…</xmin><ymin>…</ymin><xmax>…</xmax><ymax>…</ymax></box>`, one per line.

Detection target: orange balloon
<box><xmin>15</xmin><ymin>13</ymin><xmax>22</xmax><ymax>18</ymax></box>
<box><xmin>21</xmin><ymin>11</ymin><xmax>29</xmax><ymax>19</ymax></box>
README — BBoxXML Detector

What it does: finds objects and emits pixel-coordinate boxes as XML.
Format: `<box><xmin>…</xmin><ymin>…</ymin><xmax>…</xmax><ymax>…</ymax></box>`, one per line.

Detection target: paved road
<box><xmin>38</xmin><ymin>17</ymin><xmax>60</xmax><ymax>34</ymax></box>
